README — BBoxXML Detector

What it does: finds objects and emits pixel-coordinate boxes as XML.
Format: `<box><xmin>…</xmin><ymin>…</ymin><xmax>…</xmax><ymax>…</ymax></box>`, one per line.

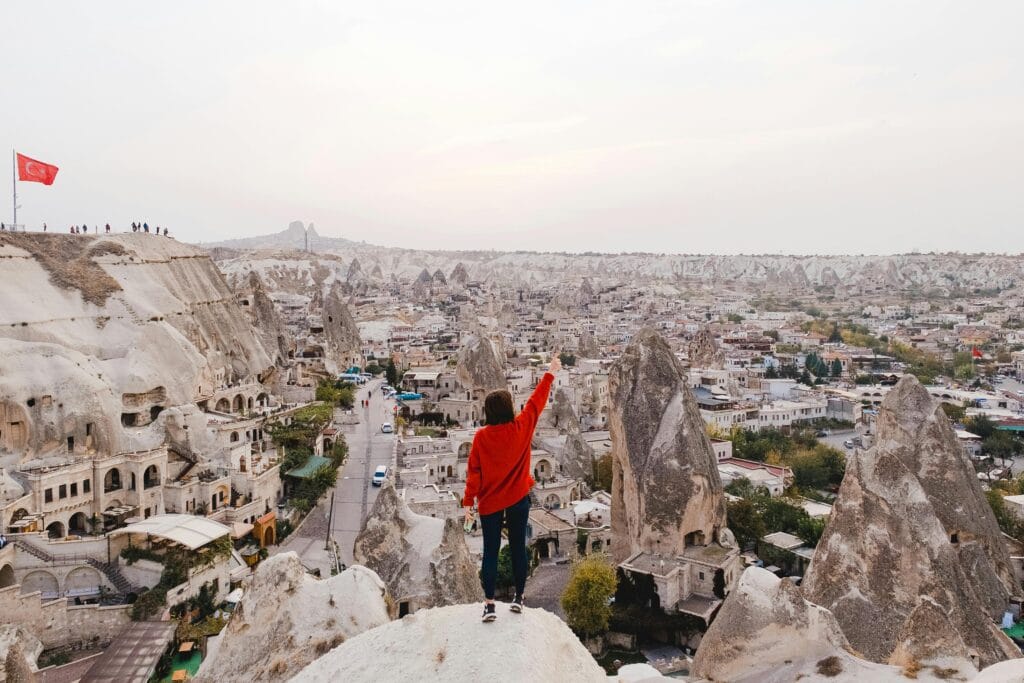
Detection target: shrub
<box><xmin>561</xmin><ymin>555</ymin><xmax>617</xmax><ymax>636</ymax></box>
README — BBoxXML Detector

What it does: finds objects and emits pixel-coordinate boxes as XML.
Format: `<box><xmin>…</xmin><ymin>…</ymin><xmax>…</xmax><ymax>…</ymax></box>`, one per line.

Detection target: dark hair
<box><xmin>483</xmin><ymin>390</ymin><xmax>515</xmax><ymax>425</ymax></box>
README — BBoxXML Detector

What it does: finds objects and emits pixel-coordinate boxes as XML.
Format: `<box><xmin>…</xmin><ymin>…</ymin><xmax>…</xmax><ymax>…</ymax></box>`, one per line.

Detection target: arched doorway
<box><xmin>257</xmin><ymin>392</ymin><xmax>269</xmax><ymax>407</ymax></box>
<box><xmin>0</xmin><ymin>564</ymin><xmax>15</xmax><ymax>588</ymax></box>
<box><xmin>46</xmin><ymin>520</ymin><xmax>65</xmax><ymax>538</ymax></box>
<box><xmin>103</xmin><ymin>468</ymin><xmax>122</xmax><ymax>492</ymax></box>
<box><xmin>65</xmin><ymin>566</ymin><xmax>103</xmax><ymax>593</ymax></box>
<box><xmin>216</xmin><ymin>397</ymin><xmax>230</xmax><ymax>412</ymax></box>
<box><xmin>544</xmin><ymin>493</ymin><xmax>561</xmax><ymax>509</ymax></box>
<box><xmin>68</xmin><ymin>512</ymin><xmax>89</xmax><ymax>535</ymax></box>
<box><xmin>247</xmin><ymin>397</ymin><xmax>254</xmax><ymax>411</ymax></box>
<box><xmin>458</xmin><ymin>442</ymin><xmax>471</xmax><ymax>459</ymax></box>
<box><xmin>239</xmin><ymin>456</ymin><xmax>247</xmax><ymax>472</ymax></box>
<box><xmin>143</xmin><ymin>465</ymin><xmax>160</xmax><ymax>488</ymax></box>
<box><xmin>233</xmin><ymin>395</ymin><xmax>244</xmax><ymax>412</ymax></box>
<box><xmin>230</xmin><ymin>431</ymin><xmax>239</xmax><ymax>443</ymax></box>
<box><xmin>263</xmin><ymin>526</ymin><xmax>275</xmax><ymax>546</ymax></box>
<box><xmin>536</xmin><ymin>459</ymin><xmax>552</xmax><ymax>480</ymax></box>
<box><xmin>20</xmin><ymin>569</ymin><xmax>58</xmax><ymax>595</ymax></box>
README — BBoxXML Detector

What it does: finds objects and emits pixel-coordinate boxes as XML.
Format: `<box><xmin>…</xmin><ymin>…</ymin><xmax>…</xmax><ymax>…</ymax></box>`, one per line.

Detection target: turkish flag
<box><xmin>16</xmin><ymin>153</ymin><xmax>59</xmax><ymax>185</ymax></box>
<box><xmin>972</xmin><ymin>346</ymin><xmax>983</xmax><ymax>359</ymax></box>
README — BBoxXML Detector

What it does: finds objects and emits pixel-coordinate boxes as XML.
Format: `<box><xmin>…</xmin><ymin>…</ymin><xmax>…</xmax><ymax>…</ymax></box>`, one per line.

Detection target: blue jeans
<box><xmin>480</xmin><ymin>494</ymin><xmax>531</xmax><ymax>600</ymax></box>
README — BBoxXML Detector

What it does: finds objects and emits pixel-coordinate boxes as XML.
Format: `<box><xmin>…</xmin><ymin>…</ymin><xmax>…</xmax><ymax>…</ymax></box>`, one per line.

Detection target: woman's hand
<box><xmin>549</xmin><ymin>354</ymin><xmax>562</xmax><ymax>373</ymax></box>
<box><xmin>464</xmin><ymin>507</ymin><xmax>474</xmax><ymax>526</ymax></box>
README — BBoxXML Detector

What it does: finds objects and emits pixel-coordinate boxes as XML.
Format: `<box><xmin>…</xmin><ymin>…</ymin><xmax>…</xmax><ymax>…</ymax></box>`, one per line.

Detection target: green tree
<box><xmin>559</xmin><ymin>352</ymin><xmax>577</xmax><ymax>367</ymax></box>
<box><xmin>983</xmin><ymin>430</ymin><xmax>1017</xmax><ymax>467</ymax></box>
<box><xmin>940</xmin><ymin>402</ymin><xmax>967</xmax><ymax>423</ymax></box>
<box><xmin>830</xmin><ymin>359</ymin><xmax>842</xmax><ymax>377</ymax></box>
<box><xmin>795</xmin><ymin>515</ymin><xmax>826</xmax><ymax>546</ymax></box>
<box><xmin>592</xmin><ymin>454</ymin><xmax>613</xmax><ymax>492</ymax></box>
<box><xmin>725</xmin><ymin>498</ymin><xmax>767</xmax><ymax>549</ymax></box>
<box><xmin>561</xmin><ymin>555</ymin><xmax>617</xmax><ymax>637</ymax></box>
<box><xmin>827</xmin><ymin>325</ymin><xmax>843</xmax><ymax>343</ymax></box>
<box><xmin>385</xmin><ymin>358</ymin><xmax>400</xmax><ymax>387</ymax></box>
<box><xmin>966</xmin><ymin>414</ymin><xmax>997</xmax><ymax>439</ymax></box>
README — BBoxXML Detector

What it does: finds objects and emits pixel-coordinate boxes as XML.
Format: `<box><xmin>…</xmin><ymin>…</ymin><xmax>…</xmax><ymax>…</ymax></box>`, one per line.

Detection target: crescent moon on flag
<box><xmin>24</xmin><ymin>162</ymin><xmax>40</xmax><ymax>176</ymax></box>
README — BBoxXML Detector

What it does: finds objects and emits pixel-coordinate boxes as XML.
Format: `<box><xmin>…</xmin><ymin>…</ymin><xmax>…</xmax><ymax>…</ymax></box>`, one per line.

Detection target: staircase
<box><xmin>85</xmin><ymin>558</ymin><xmax>135</xmax><ymax>594</ymax></box>
<box><xmin>15</xmin><ymin>539</ymin><xmax>137</xmax><ymax>594</ymax></box>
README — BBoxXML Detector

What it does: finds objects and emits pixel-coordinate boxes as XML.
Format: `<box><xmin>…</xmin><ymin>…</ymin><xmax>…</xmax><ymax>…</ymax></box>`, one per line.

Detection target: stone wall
<box><xmin>0</xmin><ymin>585</ymin><xmax>130</xmax><ymax>648</ymax></box>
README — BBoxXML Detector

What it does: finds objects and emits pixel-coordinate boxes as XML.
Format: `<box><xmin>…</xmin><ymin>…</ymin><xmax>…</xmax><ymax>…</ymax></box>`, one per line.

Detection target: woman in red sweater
<box><xmin>464</xmin><ymin>355</ymin><xmax>561</xmax><ymax>622</ymax></box>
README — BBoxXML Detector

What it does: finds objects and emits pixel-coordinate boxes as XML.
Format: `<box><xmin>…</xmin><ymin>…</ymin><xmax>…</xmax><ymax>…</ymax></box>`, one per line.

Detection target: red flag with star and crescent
<box><xmin>16</xmin><ymin>153</ymin><xmax>59</xmax><ymax>185</ymax></box>
<box><xmin>972</xmin><ymin>346</ymin><xmax>983</xmax><ymax>359</ymax></box>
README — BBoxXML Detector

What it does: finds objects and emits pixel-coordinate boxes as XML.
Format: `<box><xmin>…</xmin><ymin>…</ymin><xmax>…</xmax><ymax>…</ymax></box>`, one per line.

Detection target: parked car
<box><xmin>380</xmin><ymin>422</ymin><xmax>394</xmax><ymax>434</ymax></box>
<box><xmin>372</xmin><ymin>465</ymin><xmax>389</xmax><ymax>486</ymax></box>
<box><xmin>843</xmin><ymin>440</ymin><xmax>855</xmax><ymax>449</ymax></box>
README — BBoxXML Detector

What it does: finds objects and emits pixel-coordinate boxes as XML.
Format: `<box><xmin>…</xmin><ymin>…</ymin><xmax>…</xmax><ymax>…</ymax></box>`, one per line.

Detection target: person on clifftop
<box><xmin>464</xmin><ymin>352</ymin><xmax>561</xmax><ymax>623</ymax></box>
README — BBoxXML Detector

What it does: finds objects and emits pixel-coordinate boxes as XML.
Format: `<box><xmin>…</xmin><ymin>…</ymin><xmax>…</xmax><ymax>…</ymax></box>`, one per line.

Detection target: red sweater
<box><xmin>463</xmin><ymin>372</ymin><xmax>554</xmax><ymax>516</ymax></box>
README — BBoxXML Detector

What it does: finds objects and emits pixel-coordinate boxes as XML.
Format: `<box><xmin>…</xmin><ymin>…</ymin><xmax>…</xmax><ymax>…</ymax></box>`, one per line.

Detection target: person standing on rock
<box><xmin>464</xmin><ymin>353</ymin><xmax>561</xmax><ymax>622</ymax></box>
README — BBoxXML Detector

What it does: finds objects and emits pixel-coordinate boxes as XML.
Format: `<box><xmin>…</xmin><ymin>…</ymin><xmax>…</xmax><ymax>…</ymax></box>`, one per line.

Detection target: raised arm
<box><xmin>516</xmin><ymin>355</ymin><xmax>561</xmax><ymax>432</ymax></box>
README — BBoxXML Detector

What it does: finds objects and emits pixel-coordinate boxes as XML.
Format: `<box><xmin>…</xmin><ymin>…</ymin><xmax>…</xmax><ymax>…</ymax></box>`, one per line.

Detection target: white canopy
<box><xmin>112</xmin><ymin>514</ymin><xmax>230</xmax><ymax>550</ymax></box>
<box><xmin>572</xmin><ymin>500</ymin><xmax>609</xmax><ymax>516</ymax></box>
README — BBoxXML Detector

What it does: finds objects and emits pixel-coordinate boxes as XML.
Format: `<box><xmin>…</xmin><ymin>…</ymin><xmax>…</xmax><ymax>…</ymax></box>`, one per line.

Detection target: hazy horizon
<box><xmin>3</xmin><ymin>2</ymin><xmax>1023</xmax><ymax>254</ymax></box>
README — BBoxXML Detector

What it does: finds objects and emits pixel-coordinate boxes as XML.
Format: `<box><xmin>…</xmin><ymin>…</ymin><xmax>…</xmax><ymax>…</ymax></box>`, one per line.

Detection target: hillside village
<box><xmin>3</xmin><ymin>224</ymin><xmax>1024</xmax><ymax>681</ymax></box>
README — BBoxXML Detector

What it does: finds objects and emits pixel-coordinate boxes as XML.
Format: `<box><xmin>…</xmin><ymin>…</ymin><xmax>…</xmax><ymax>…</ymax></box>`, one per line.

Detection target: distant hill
<box><xmin>203</xmin><ymin>222</ymin><xmax>1024</xmax><ymax>293</ymax></box>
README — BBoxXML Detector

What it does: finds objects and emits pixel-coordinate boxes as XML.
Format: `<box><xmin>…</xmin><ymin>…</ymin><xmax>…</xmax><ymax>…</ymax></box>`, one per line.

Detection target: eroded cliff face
<box><xmin>608</xmin><ymin>328</ymin><xmax>728</xmax><ymax>562</ymax></box>
<box><xmin>245</xmin><ymin>271</ymin><xmax>292</xmax><ymax>365</ymax></box>
<box><xmin>353</xmin><ymin>481</ymin><xmax>482</xmax><ymax>617</ymax></box>
<box><xmin>0</xmin><ymin>234</ymin><xmax>273</xmax><ymax>459</ymax></box>
<box><xmin>545</xmin><ymin>388</ymin><xmax>595</xmax><ymax>481</ymax></box>
<box><xmin>687</xmin><ymin>327</ymin><xmax>725</xmax><ymax>370</ymax></box>
<box><xmin>194</xmin><ymin>553</ymin><xmax>389</xmax><ymax>683</ymax></box>
<box><xmin>454</xmin><ymin>334</ymin><xmax>506</xmax><ymax>395</ymax></box>
<box><xmin>802</xmin><ymin>376</ymin><xmax>1019</xmax><ymax>668</ymax></box>
<box><xmin>322</xmin><ymin>282</ymin><xmax>362</xmax><ymax>375</ymax></box>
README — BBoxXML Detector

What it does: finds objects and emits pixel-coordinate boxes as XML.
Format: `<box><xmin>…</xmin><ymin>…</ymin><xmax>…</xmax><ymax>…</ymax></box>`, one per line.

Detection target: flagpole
<box><xmin>11</xmin><ymin>149</ymin><xmax>16</xmax><ymax>228</ymax></box>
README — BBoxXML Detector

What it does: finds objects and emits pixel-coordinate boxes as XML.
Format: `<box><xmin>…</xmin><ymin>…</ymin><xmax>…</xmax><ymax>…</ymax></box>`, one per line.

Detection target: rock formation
<box><xmin>0</xmin><ymin>234</ymin><xmax>273</xmax><ymax>458</ymax></box>
<box><xmin>687</xmin><ymin>326</ymin><xmax>725</xmax><ymax>369</ymax></box>
<box><xmin>449</xmin><ymin>262</ymin><xmax>469</xmax><ymax>285</ymax></box>
<box><xmin>245</xmin><ymin>271</ymin><xmax>291</xmax><ymax>365</ymax></box>
<box><xmin>608</xmin><ymin>328</ymin><xmax>728</xmax><ymax>562</ymax></box>
<box><xmin>0</xmin><ymin>624</ymin><xmax>41</xmax><ymax>683</ymax></box>
<box><xmin>454</xmin><ymin>334</ymin><xmax>506</xmax><ymax>395</ymax></box>
<box><xmin>353</xmin><ymin>481</ymin><xmax>483</xmax><ymax>617</ymax></box>
<box><xmin>578</xmin><ymin>329</ymin><xmax>600</xmax><ymax>358</ymax></box>
<box><xmin>290</xmin><ymin>604</ymin><xmax>607</xmax><ymax>683</ymax></box>
<box><xmin>694</xmin><ymin>567</ymin><xmax>1024</xmax><ymax>683</ymax></box>
<box><xmin>194</xmin><ymin>553</ymin><xmax>389</xmax><ymax>683</ymax></box>
<box><xmin>546</xmin><ymin>388</ymin><xmax>595</xmax><ymax>481</ymax></box>
<box><xmin>321</xmin><ymin>282</ymin><xmax>362</xmax><ymax>374</ymax></box>
<box><xmin>802</xmin><ymin>375</ymin><xmax>1019</xmax><ymax>668</ymax></box>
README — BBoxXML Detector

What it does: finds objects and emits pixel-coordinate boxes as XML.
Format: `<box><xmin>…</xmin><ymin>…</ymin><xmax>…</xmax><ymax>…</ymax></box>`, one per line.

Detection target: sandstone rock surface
<box><xmin>0</xmin><ymin>234</ymin><xmax>272</xmax><ymax>459</ymax></box>
<box><xmin>687</xmin><ymin>327</ymin><xmax>725</xmax><ymax>369</ymax></box>
<box><xmin>802</xmin><ymin>375</ymin><xmax>1019</xmax><ymax>668</ymax></box>
<box><xmin>694</xmin><ymin>567</ymin><xmax>1024</xmax><ymax>683</ymax></box>
<box><xmin>0</xmin><ymin>623</ymin><xmax>41</xmax><ymax>683</ymax></box>
<box><xmin>194</xmin><ymin>553</ymin><xmax>389</xmax><ymax>683</ymax></box>
<box><xmin>321</xmin><ymin>282</ymin><xmax>362</xmax><ymax>374</ymax></box>
<box><xmin>290</xmin><ymin>603</ymin><xmax>607</xmax><ymax>683</ymax></box>
<box><xmin>608</xmin><ymin>328</ymin><xmax>728</xmax><ymax>561</ymax></box>
<box><xmin>454</xmin><ymin>333</ymin><xmax>506</xmax><ymax>395</ymax></box>
<box><xmin>353</xmin><ymin>481</ymin><xmax>482</xmax><ymax>617</ymax></box>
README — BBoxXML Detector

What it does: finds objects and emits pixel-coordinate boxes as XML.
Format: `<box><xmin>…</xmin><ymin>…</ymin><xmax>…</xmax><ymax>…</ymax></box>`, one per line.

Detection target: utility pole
<box><xmin>12</xmin><ymin>149</ymin><xmax>17</xmax><ymax>228</ymax></box>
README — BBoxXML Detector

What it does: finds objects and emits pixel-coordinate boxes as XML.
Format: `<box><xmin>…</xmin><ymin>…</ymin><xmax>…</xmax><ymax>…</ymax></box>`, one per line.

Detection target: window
<box><xmin>45</xmin><ymin>488</ymin><xmax>53</xmax><ymax>503</ymax></box>
<box><xmin>59</xmin><ymin>484</ymin><xmax>67</xmax><ymax>499</ymax></box>
<box><xmin>699</xmin><ymin>571</ymin><xmax>705</xmax><ymax>581</ymax></box>
<box><xmin>83</xmin><ymin>479</ymin><xmax>91</xmax><ymax>493</ymax></box>
<box><xmin>86</xmin><ymin>422</ymin><xmax>93</xmax><ymax>436</ymax></box>
<box><xmin>70</xmin><ymin>482</ymin><xmax>78</xmax><ymax>496</ymax></box>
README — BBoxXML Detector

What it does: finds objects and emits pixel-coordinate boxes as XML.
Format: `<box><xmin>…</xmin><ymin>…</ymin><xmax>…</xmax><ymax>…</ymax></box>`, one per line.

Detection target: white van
<box><xmin>381</xmin><ymin>422</ymin><xmax>394</xmax><ymax>434</ymax></box>
<box><xmin>372</xmin><ymin>465</ymin><xmax>388</xmax><ymax>486</ymax></box>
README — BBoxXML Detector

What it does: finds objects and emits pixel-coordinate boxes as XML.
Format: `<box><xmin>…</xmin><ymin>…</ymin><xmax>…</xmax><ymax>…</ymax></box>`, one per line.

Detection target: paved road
<box><xmin>274</xmin><ymin>378</ymin><xmax>396</xmax><ymax>573</ymax></box>
<box><xmin>331</xmin><ymin>379</ymin><xmax>397</xmax><ymax>568</ymax></box>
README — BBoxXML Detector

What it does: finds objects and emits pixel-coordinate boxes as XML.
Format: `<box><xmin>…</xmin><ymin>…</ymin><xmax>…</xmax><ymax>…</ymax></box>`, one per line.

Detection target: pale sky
<box><xmin>2</xmin><ymin>1</ymin><xmax>1022</xmax><ymax>254</ymax></box>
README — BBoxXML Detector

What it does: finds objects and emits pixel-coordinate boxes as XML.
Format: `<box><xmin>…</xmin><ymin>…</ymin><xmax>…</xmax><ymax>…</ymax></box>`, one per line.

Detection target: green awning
<box><xmin>286</xmin><ymin>455</ymin><xmax>333</xmax><ymax>479</ymax></box>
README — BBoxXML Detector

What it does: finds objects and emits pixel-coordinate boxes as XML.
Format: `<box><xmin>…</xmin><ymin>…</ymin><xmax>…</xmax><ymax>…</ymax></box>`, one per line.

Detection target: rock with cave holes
<box><xmin>802</xmin><ymin>375</ymin><xmax>1020</xmax><ymax>668</ymax></box>
<box><xmin>608</xmin><ymin>327</ymin><xmax>732</xmax><ymax>563</ymax></box>
<box><xmin>454</xmin><ymin>333</ymin><xmax>506</xmax><ymax>396</ymax></box>
<box><xmin>321</xmin><ymin>281</ymin><xmax>362</xmax><ymax>375</ymax></box>
<box><xmin>193</xmin><ymin>553</ymin><xmax>389</xmax><ymax>683</ymax></box>
<box><xmin>353</xmin><ymin>480</ymin><xmax>482</xmax><ymax>618</ymax></box>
